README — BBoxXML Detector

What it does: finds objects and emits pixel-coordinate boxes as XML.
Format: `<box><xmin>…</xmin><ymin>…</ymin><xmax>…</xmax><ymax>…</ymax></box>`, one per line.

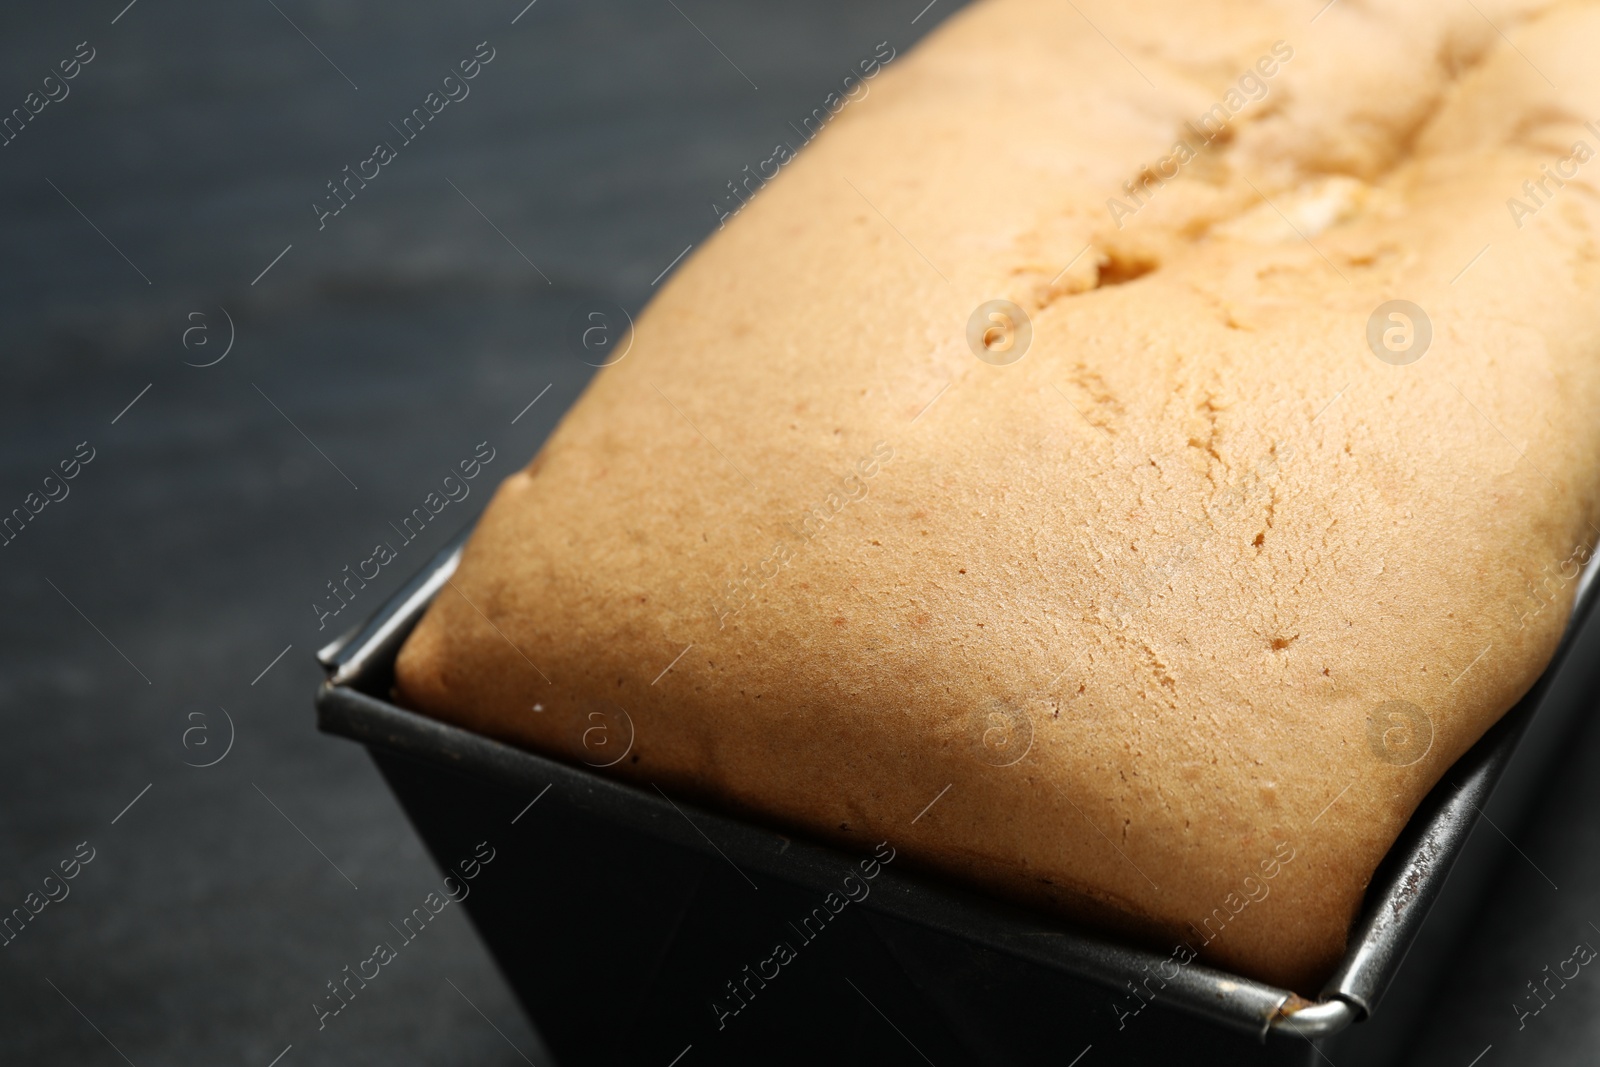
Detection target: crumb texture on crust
<box><xmin>394</xmin><ymin>0</ymin><xmax>1600</xmax><ymax>993</ymax></box>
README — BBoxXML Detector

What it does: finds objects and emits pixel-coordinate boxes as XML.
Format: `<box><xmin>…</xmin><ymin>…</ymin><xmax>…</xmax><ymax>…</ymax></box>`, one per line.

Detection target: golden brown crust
<box><xmin>396</xmin><ymin>0</ymin><xmax>1600</xmax><ymax>991</ymax></box>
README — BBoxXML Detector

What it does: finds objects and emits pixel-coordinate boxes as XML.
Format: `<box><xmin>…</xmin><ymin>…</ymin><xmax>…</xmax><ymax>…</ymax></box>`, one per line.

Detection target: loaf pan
<box><xmin>314</xmin><ymin>521</ymin><xmax>1600</xmax><ymax>1067</ymax></box>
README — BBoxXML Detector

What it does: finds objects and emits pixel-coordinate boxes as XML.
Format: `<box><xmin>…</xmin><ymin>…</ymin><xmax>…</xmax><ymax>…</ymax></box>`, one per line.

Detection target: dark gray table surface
<box><xmin>0</xmin><ymin>1</ymin><xmax>1596</xmax><ymax>1064</ymax></box>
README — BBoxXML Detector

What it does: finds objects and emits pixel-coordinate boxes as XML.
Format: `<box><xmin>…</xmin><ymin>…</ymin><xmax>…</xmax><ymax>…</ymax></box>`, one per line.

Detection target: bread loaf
<box><xmin>395</xmin><ymin>0</ymin><xmax>1600</xmax><ymax>991</ymax></box>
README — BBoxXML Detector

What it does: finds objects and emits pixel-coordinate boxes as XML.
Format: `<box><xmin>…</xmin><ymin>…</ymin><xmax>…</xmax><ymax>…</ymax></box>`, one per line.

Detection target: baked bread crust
<box><xmin>396</xmin><ymin>0</ymin><xmax>1600</xmax><ymax>991</ymax></box>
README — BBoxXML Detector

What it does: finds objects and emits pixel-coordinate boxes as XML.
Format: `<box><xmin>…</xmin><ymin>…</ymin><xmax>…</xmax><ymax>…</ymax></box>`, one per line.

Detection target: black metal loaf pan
<box><xmin>315</xmin><ymin>523</ymin><xmax>1600</xmax><ymax>1067</ymax></box>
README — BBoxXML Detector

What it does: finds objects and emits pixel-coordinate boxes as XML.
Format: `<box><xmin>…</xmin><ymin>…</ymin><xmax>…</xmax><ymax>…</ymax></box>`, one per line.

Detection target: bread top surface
<box><xmin>395</xmin><ymin>0</ymin><xmax>1600</xmax><ymax>991</ymax></box>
